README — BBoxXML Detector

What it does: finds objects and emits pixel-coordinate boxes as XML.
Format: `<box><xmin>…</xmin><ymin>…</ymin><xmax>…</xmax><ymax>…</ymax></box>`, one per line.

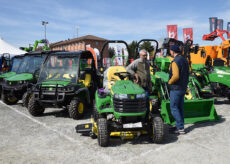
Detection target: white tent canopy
<box><xmin>0</xmin><ymin>37</ymin><xmax>26</xmax><ymax>56</ymax></box>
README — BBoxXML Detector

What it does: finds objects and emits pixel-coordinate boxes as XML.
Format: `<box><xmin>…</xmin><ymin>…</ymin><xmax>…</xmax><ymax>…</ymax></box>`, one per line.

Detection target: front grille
<box><xmin>40</xmin><ymin>87</ymin><xmax>65</xmax><ymax>92</ymax></box>
<box><xmin>113</xmin><ymin>98</ymin><xmax>146</xmax><ymax>113</ymax></box>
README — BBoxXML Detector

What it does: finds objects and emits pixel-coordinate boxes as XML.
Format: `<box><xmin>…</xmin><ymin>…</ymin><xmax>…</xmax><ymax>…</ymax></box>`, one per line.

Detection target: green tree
<box><xmin>140</xmin><ymin>41</ymin><xmax>155</xmax><ymax>54</ymax></box>
<box><xmin>128</xmin><ymin>40</ymin><xmax>138</xmax><ymax>59</ymax></box>
<box><xmin>108</xmin><ymin>47</ymin><xmax>116</xmax><ymax>58</ymax></box>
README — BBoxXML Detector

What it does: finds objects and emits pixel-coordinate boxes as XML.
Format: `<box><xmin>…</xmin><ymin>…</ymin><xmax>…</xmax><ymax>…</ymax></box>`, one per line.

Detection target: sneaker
<box><xmin>172</xmin><ymin>129</ymin><xmax>186</xmax><ymax>134</ymax></box>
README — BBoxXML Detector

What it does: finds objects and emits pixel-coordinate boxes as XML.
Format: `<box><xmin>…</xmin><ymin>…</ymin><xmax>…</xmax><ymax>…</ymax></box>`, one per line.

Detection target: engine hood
<box><xmin>0</xmin><ymin>72</ymin><xmax>16</xmax><ymax>79</ymax></box>
<box><xmin>41</xmin><ymin>80</ymin><xmax>72</xmax><ymax>87</ymax></box>
<box><xmin>5</xmin><ymin>73</ymin><xmax>33</xmax><ymax>81</ymax></box>
<box><xmin>214</xmin><ymin>67</ymin><xmax>230</xmax><ymax>75</ymax></box>
<box><xmin>112</xmin><ymin>80</ymin><xmax>145</xmax><ymax>95</ymax></box>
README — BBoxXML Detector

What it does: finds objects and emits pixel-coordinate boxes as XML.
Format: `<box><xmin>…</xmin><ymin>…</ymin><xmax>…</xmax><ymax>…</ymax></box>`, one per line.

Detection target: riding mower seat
<box><xmin>103</xmin><ymin>66</ymin><xmax>127</xmax><ymax>91</ymax></box>
<box><xmin>213</xmin><ymin>58</ymin><xmax>225</xmax><ymax>66</ymax></box>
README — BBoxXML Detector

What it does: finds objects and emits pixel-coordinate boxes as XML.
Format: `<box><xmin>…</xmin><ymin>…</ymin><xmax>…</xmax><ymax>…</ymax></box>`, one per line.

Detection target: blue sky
<box><xmin>0</xmin><ymin>0</ymin><xmax>230</xmax><ymax>48</ymax></box>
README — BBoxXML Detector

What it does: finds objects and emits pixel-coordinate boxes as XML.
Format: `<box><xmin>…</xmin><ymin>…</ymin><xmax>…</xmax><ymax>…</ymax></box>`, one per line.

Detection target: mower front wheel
<box><xmin>150</xmin><ymin>115</ymin><xmax>164</xmax><ymax>143</ymax></box>
<box><xmin>97</xmin><ymin>118</ymin><xmax>109</xmax><ymax>147</ymax></box>
<box><xmin>68</xmin><ymin>98</ymin><xmax>85</xmax><ymax>120</ymax></box>
<box><xmin>28</xmin><ymin>95</ymin><xmax>45</xmax><ymax>116</ymax></box>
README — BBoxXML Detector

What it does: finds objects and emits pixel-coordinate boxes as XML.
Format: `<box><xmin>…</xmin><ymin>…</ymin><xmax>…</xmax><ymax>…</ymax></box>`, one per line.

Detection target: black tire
<box><xmin>2</xmin><ymin>93</ymin><xmax>18</xmax><ymax>105</ymax></box>
<box><xmin>68</xmin><ymin>98</ymin><xmax>85</xmax><ymax>120</ymax></box>
<box><xmin>28</xmin><ymin>95</ymin><xmax>45</xmax><ymax>116</ymax></box>
<box><xmin>150</xmin><ymin>115</ymin><xmax>164</xmax><ymax>143</ymax></box>
<box><xmin>22</xmin><ymin>92</ymin><xmax>31</xmax><ymax>108</ymax></box>
<box><xmin>97</xmin><ymin>118</ymin><xmax>109</xmax><ymax>147</ymax></box>
<box><xmin>93</xmin><ymin>101</ymin><xmax>103</xmax><ymax>121</ymax></box>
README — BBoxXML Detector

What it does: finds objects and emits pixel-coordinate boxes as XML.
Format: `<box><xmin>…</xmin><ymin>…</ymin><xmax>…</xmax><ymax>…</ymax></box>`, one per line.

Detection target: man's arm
<box><xmin>168</xmin><ymin>62</ymin><xmax>179</xmax><ymax>84</ymax></box>
<box><xmin>127</xmin><ymin>60</ymin><xmax>139</xmax><ymax>82</ymax></box>
<box><xmin>126</xmin><ymin>60</ymin><xmax>138</xmax><ymax>75</ymax></box>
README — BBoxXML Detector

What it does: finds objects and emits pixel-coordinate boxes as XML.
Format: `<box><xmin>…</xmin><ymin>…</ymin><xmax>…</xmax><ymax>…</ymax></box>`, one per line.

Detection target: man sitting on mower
<box><xmin>127</xmin><ymin>49</ymin><xmax>152</xmax><ymax>116</ymax></box>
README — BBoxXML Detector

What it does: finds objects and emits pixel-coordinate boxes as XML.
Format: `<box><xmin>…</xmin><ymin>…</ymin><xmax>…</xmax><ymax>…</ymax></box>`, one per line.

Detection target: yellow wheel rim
<box><xmin>78</xmin><ymin>102</ymin><xmax>84</xmax><ymax>114</ymax></box>
<box><xmin>149</xmin><ymin>101</ymin><xmax>152</xmax><ymax>112</ymax></box>
<box><xmin>8</xmin><ymin>97</ymin><xmax>17</xmax><ymax>103</ymax></box>
<box><xmin>185</xmin><ymin>89</ymin><xmax>193</xmax><ymax>100</ymax></box>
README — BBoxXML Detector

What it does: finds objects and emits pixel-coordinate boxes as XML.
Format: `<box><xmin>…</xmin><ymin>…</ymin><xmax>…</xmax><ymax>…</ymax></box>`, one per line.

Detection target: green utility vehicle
<box><xmin>136</xmin><ymin>39</ymin><xmax>218</xmax><ymax>125</ymax></box>
<box><xmin>1</xmin><ymin>51</ymin><xmax>48</xmax><ymax>105</ymax></box>
<box><xmin>27</xmin><ymin>51</ymin><xmax>99</xmax><ymax>119</ymax></box>
<box><xmin>76</xmin><ymin>40</ymin><xmax>164</xmax><ymax>147</ymax></box>
<box><xmin>0</xmin><ymin>55</ymin><xmax>24</xmax><ymax>98</ymax></box>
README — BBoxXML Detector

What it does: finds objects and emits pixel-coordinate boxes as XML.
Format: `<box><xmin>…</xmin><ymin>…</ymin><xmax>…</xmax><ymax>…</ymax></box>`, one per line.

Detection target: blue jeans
<box><xmin>143</xmin><ymin>87</ymin><xmax>150</xmax><ymax>118</ymax></box>
<box><xmin>170</xmin><ymin>90</ymin><xmax>186</xmax><ymax>130</ymax></box>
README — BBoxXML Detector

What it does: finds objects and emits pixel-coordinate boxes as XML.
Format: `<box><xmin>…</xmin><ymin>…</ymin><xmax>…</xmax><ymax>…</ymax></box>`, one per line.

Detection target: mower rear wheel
<box><xmin>68</xmin><ymin>98</ymin><xmax>85</xmax><ymax>120</ymax></box>
<box><xmin>28</xmin><ymin>95</ymin><xmax>45</xmax><ymax>116</ymax></box>
<box><xmin>97</xmin><ymin>118</ymin><xmax>109</xmax><ymax>147</ymax></box>
<box><xmin>2</xmin><ymin>93</ymin><xmax>18</xmax><ymax>105</ymax></box>
<box><xmin>150</xmin><ymin>115</ymin><xmax>164</xmax><ymax>143</ymax></box>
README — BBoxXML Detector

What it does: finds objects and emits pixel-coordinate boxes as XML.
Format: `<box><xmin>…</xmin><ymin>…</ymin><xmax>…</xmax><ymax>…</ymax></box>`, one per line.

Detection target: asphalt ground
<box><xmin>0</xmin><ymin>97</ymin><xmax>230</xmax><ymax>164</ymax></box>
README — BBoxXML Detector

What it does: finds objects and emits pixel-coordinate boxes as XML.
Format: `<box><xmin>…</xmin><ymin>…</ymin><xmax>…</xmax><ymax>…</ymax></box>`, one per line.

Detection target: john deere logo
<box><xmin>49</xmin><ymin>88</ymin><xmax>53</xmax><ymax>91</ymax></box>
<box><xmin>131</xmin><ymin>96</ymin><xmax>135</xmax><ymax>99</ymax></box>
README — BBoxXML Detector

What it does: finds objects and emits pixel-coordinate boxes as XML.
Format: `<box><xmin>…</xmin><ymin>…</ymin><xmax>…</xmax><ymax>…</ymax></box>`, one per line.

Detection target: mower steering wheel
<box><xmin>114</xmin><ymin>72</ymin><xmax>131</xmax><ymax>80</ymax></box>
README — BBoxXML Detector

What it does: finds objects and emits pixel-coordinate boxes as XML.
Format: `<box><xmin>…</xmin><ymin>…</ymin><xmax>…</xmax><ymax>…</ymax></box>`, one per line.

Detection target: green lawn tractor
<box><xmin>27</xmin><ymin>51</ymin><xmax>99</xmax><ymax>119</ymax></box>
<box><xmin>76</xmin><ymin>40</ymin><xmax>164</xmax><ymax>147</ymax></box>
<box><xmin>185</xmin><ymin>41</ymin><xmax>230</xmax><ymax>101</ymax></box>
<box><xmin>1</xmin><ymin>51</ymin><xmax>48</xmax><ymax>105</ymax></box>
<box><xmin>0</xmin><ymin>55</ymin><xmax>24</xmax><ymax>98</ymax></box>
<box><xmin>137</xmin><ymin>39</ymin><xmax>218</xmax><ymax>126</ymax></box>
<box><xmin>191</xmin><ymin>61</ymin><xmax>230</xmax><ymax>101</ymax></box>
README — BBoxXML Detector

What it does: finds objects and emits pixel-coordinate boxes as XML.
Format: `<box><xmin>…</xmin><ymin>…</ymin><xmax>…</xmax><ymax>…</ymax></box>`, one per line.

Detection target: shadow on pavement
<box><xmin>39</xmin><ymin>107</ymin><xmax>93</xmax><ymax>119</ymax></box>
<box><xmin>185</xmin><ymin>115</ymin><xmax>225</xmax><ymax>134</ymax></box>
<box><xmin>105</xmin><ymin>124</ymin><xmax>179</xmax><ymax>147</ymax></box>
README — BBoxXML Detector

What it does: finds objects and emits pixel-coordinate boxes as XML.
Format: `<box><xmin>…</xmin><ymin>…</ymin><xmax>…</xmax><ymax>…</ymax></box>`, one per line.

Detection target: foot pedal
<box><xmin>75</xmin><ymin>123</ymin><xmax>92</xmax><ymax>135</ymax></box>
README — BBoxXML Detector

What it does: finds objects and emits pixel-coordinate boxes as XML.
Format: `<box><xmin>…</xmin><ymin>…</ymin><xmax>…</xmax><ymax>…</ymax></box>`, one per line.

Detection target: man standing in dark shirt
<box><xmin>168</xmin><ymin>45</ymin><xmax>189</xmax><ymax>134</ymax></box>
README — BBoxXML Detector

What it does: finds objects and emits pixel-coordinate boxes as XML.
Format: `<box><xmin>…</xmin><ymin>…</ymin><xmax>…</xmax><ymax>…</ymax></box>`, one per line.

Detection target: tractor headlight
<box><xmin>136</xmin><ymin>93</ymin><xmax>146</xmax><ymax>99</ymax></box>
<box><xmin>114</xmin><ymin>94</ymin><xmax>128</xmax><ymax>99</ymax></box>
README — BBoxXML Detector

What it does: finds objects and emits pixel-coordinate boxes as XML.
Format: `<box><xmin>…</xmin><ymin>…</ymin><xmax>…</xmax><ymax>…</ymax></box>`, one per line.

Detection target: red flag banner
<box><xmin>167</xmin><ymin>25</ymin><xmax>177</xmax><ymax>39</ymax></box>
<box><xmin>183</xmin><ymin>28</ymin><xmax>193</xmax><ymax>42</ymax></box>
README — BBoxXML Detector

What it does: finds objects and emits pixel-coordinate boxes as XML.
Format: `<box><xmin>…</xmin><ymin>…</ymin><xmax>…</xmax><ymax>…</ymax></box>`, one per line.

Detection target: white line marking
<box><xmin>0</xmin><ymin>101</ymin><xmax>114</xmax><ymax>162</ymax></box>
<box><xmin>0</xmin><ymin>101</ymin><xmax>79</xmax><ymax>144</ymax></box>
